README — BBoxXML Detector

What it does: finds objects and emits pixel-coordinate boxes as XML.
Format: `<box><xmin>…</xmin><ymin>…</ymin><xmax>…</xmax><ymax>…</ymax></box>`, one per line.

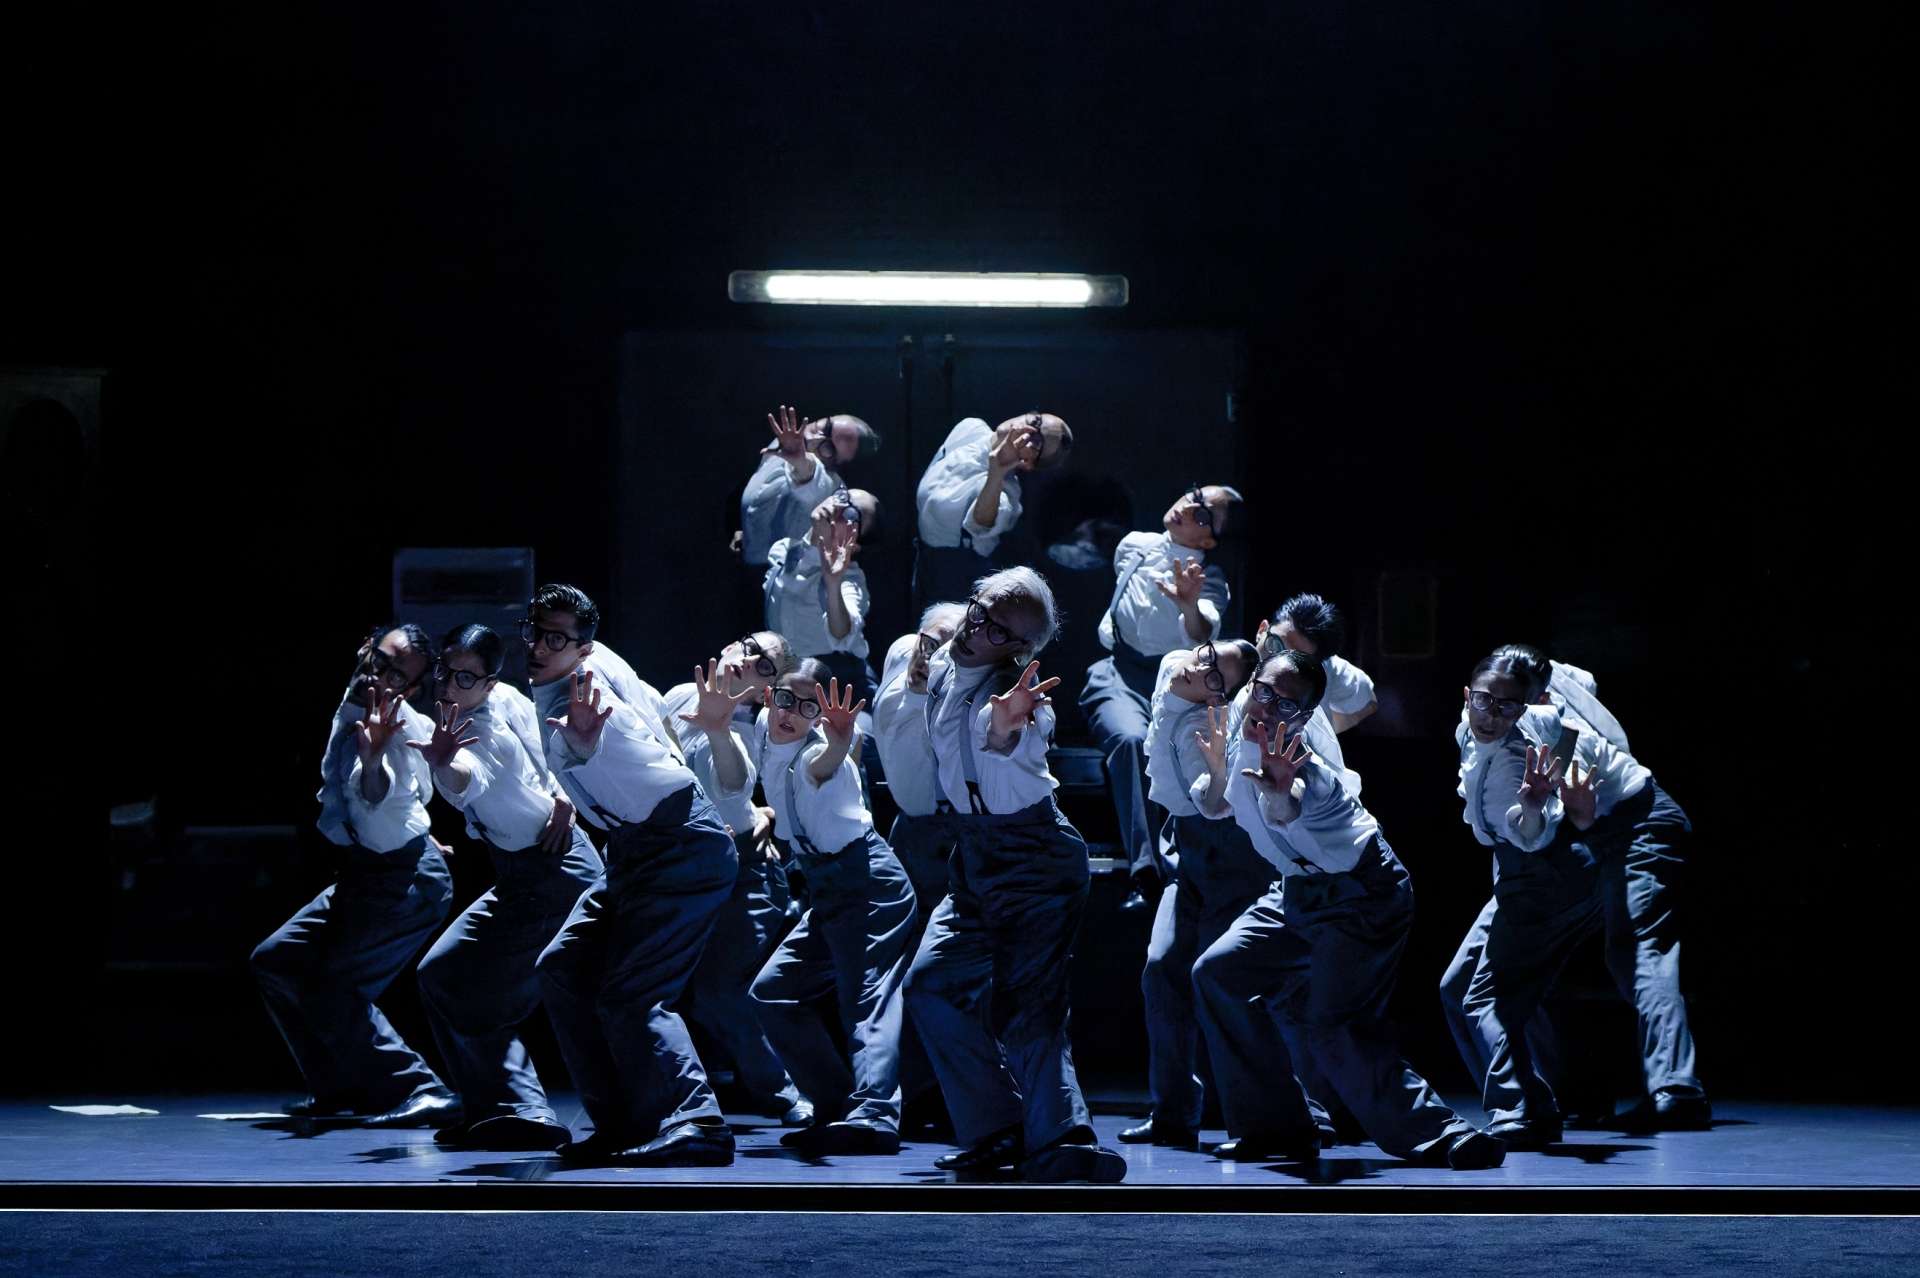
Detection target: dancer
<box><xmin>904</xmin><ymin>568</ymin><xmax>1127</xmax><ymax>1183</ymax></box>
<box><xmin>912</xmin><ymin>412</ymin><xmax>1073</xmax><ymax>609</ymax></box>
<box><xmin>1189</xmin><ymin>649</ymin><xmax>1506</xmax><ymax>1169</ymax></box>
<box><xmin>251</xmin><ymin>624</ymin><xmax>457</xmax><ymax>1127</ymax></box>
<box><xmin>740</xmin><ymin>404</ymin><xmax>879</xmax><ymax>566</ymax></box>
<box><xmin>408</xmin><ymin>624</ymin><xmax>603</xmax><ymax>1150</ymax></box>
<box><xmin>525</xmin><ymin>584</ymin><xmax>740</xmax><ymax>1166</ymax></box>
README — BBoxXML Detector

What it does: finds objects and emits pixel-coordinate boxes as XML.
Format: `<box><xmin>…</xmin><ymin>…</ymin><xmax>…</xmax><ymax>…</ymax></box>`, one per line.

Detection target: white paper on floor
<box><xmin>197</xmin><ymin>1113</ymin><xmax>288</xmax><ymax>1120</ymax></box>
<box><xmin>49</xmin><ymin>1104</ymin><xmax>160</xmax><ymax>1117</ymax></box>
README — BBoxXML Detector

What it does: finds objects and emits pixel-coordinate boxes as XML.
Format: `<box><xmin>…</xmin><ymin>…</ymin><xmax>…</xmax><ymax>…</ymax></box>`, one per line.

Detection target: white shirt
<box><xmin>1224</xmin><ymin>684</ymin><xmax>1361</xmax><ymax>797</ymax></box>
<box><xmin>1218</xmin><ymin>738</ymin><xmax>1380</xmax><ymax>877</ymax></box>
<box><xmin>1145</xmin><ymin>651</ymin><xmax>1213</xmax><ymax>817</ymax></box>
<box><xmin>578</xmin><ymin>645</ymin><xmax>685</xmax><ymax>762</ymax></box>
<box><xmin>740</xmin><ymin>450</ymin><xmax>839</xmax><ymax>566</ymax></box>
<box><xmin>1455</xmin><ymin>705</ymin><xmax>1566</xmax><ymax>853</ymax></box>
<box><xmin>1097</xmin><ymin>531</ymin><xmax>1226</xmax><ymax>656</ymax></box>
<box><xmin>764</xmin><ymin>535</ymin><xmax>870</xmax><ymax>661</ymax></box>
<box><xmin>660</xmin><ymin>681</ymin><xmax>759</xmax><ymax>836</ymax></box>
<box><xmin>533</xmin><ymin>650</ymin><xmax>697</xmax><ymax>830</ymax></box>
<box><xmin>1548</xmin><ymin>659</ymin><xmax>1632</xmax><ymax>753</ymax></box>
<box><xmin>925</xmin><ymin>647</ymin><xmax>1058</xmax><ymax>815</ymax></box>
<box><xmin>914</xmin><ymin>418</ymin><xmax>1023</xmax><ymax>556</ymax></box>
<box><xmin>758</xmin><ymin>725</ymin><xmax>873</xmax><ymax>855</ymax></box>
<box><xmin>1320</xmin><ymin>654</ymin><xmax>1377</xmax><ymax>718</ymax></box>
<box><xmin>872</xmin><ymin>633</ymin><xmax>941</xmax><ymax>817</ymax></box>
<box><xmin>438</xmin><ymin>684</ymin><xmax>564</xmax><ymax>852</ymax></box>
<box><xmin>317</xmin><ymin>696</ymin><xmax>436</xmax><ymax>854</ymax></box>
<box><xmin>1455</xmin><ymin>700</ymin><xmax>1649</xmax><ymax>821</ymax></box>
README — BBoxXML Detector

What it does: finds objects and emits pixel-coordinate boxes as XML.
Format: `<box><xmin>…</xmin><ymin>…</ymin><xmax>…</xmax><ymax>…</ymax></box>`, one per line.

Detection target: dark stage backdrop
<box><xmin>0</xmin><ymin>1</ymin><xmax>1900</xmax><ymax>1099</ymax></box>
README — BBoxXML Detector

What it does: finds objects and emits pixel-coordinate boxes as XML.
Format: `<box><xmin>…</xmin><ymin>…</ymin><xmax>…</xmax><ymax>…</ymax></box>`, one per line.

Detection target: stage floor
<box><xmin>3</xmin><ymin>1095</ymin><xmax>1918</xmax><ymax>1214</ymax></box>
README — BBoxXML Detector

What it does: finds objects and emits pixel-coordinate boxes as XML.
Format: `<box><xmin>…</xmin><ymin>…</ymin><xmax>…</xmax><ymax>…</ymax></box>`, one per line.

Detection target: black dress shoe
<box><xmin>556</xmin><ymin>1128</ymin><xmax>634</xmax><ymax>1166</ymax></box>
<box><xmin>1212</xmin><ymin>1131</ymin><xmax>1320</xmax><ymax>1162</ymax></box>
<box><xmin>362</xmin><ymin>1091</ymin><xmax>462</xmax><ymax>1129</ymax></box>
<box><xmin>1020</xmin><ymin>1139</ymin><xmax>1128</xmax><ymax>1183</ymax></box>
<box><xmin>1487</xmin><ymin>1114</ymin><xmax>1563</xmax><ymax>1151</ymax></box>
<box><xmin>1119</xmin><ymin>889</ymin><xmax>1151</xmax><ymax>913</ymax></box>
<box><xmin>1445</xmin><ymin>1130</ymin><xmax>1508</xmax><ymax>1170</ymax></box>
<box><xmin>932</xmin><ymin>1123</ymin><xmax>1024</xmax><ymax>1173</ymax></box>
<box><xmin>615</xmin><ymin>1121</ymin><xmax>736</xmax><ymax>1168</ymax></box>
<box><xmin>433</xmin><ymin>1121</ymin><xmax>475</xmax><ymax>1148</ymax></box>
<box><xmin>1118</xmin><ymin>1118</ymin><xmax>1198</xmax><ymax>1148</ymax></box>
<box><xmin>461</xmin><ymin>1115</ymin><xmax>573</xmax><ymax>1152</ymax></box>
<box><xmin>1614</xmin><ymin>1090</ymin><xmax>1713</xmax><ymax>1134</ymax></box>
<box><xmin>785</xmin><ymin>1121</ymin><xmax>901</xmax><ymax>1156</ymax></box>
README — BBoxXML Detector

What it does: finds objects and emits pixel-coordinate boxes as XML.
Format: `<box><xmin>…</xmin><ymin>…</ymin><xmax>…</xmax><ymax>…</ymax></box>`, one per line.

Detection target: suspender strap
<box><xmin>781</xmin><ymin>731</ymin><xmax>824</xmax><ymax>858</ymax></box>
<box><xmin>925</xmin><ymin>665</ymin><xmax>992</xmax><ymax>815</ymax></box>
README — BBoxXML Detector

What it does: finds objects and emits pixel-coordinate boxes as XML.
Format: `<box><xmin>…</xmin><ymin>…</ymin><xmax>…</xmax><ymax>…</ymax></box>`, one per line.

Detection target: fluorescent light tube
<box><xmin>728</xmin><ymin>270</ymin><xmax>1128</xmax><ymax>308</ymax></box>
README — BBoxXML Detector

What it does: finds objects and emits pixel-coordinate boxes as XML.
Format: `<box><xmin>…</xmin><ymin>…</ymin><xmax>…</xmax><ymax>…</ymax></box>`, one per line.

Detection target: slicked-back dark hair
<box><xmin>1257</xmin><ymin>649</ymin><xmax>1328</xmax><ymax>712</ymax></box>
<box><xmin>1274</xmin><ymin>592</ymin><xmax>1345</xmax><ymax>657</ymax></box>
<box><xmin>1219</xmin><ymin>638</ymin><xmax>1260</xmax><ymax>696</ymax></box>
<box><xmin>442</xmin><ymin>623</ymin><xmax>506</xmax><ymax>677</ymax></box>
<box><xmin>530</xmin><ymin>583</ymin><xmax>600</xmax><ymax>641</ymax></box>
<box><xmin>1471</xmin><ymin>643</ymin><xmax>1553</xmax><ymax>701</ymax></box>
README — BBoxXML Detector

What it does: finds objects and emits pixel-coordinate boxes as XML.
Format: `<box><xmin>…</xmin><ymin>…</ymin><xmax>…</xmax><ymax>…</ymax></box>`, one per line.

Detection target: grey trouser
<box><xmin>1192</xmin><ymin>837</ymin><xmax>1473</xmax><ymax>1161</ymax></box>
<box><xmin>905</xmin><ymin>797</ymin><xmax>1093</xmax><ymax>1151</ymax></box>
<box><xmin>252</xmin><ymin>834</ymin><xmax>452</xmax><ymax>1111</ymax></box>
<box><xmin>415</xmin><ymin>829</ymin><xmax>603</xmax><ymax>1125</ymax></box>
<box><xmin>680</xmin><ymin>834</ymin><xmax>799</xmax><ymax>1103</ymax></box>
<box><xmin>535</xmin><ymin>784</ymin><xmax>737</xmax><ymax>1141</ymax></box>
<box><xmin>751</xmin><ymin>828</ymin><xmax>917</xmax><ymax>1130</ymax></box>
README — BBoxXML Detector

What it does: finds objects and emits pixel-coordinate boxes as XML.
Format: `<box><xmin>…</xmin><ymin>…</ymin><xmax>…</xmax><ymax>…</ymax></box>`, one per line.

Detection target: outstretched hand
<box><xmin>355</xmin><ymin>687</ymin><xmax>406</xmax><ymax>763</ymax></box>
<box><xmin>1240</xmin><ymin>720</ymin><xmax>1309</xmax><ymax>793</ymax></box>
<box><xmin>818</xmin><ymin>677</ymin><xmax>867</xmax><ymax>747</ymax></box>
<box><xmin>678</xmin><ymin>658</ymin><xmax>754</xmax><ymax>734</ymax></box>
<box><xmin>1519</xmin><ymin>743</ymin><xmax>1565</xmax><ymax>810</ymax></box>
<box><xmin>1559</xmin><ymin>758</ymin><xmax>1603</xmax><ymax>829</ymax></box>
<box><xmin>1193</xmin><ymin>701</ymin><xmax>1231</xmax><ymax>775</ymax></box>
<box><xmin>768</xmin><ymin>404</ymin><xmax>808</xmax><ymax>458</ymax></box>
<box><xmin>989</xmin><ymin>660</ymin><xmax>1062</xmax><ymax>737</ymax></box>
<box><xmin>1155</xmin><ymin>556</ymin><xmax>1206</xmax><ymax>607</ymax></box>
<box><xmin>820</xmin><ymin>518</ymin><xmax>858</xmax><ymax>580</ymax></box>
<box><xmin>406</xmin><ymin>701</ymin><xmax>480</xmax><ymax>770</ymax></box>
<box><xmin>545</xmin><ymin>668</ymin><xmax>614</xmax><ymax>751</ymax></box>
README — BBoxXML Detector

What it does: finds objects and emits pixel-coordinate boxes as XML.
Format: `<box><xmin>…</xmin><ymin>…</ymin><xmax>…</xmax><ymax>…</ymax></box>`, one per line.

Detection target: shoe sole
<box><xmin>1022</xmin><ymin>1146</ymin><xmax>1128</xmax><ymax>1183</ymax></box>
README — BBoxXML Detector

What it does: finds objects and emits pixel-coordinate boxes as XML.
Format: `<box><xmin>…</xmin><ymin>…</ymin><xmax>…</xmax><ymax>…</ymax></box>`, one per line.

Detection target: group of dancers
<box><xmin>250</xmin><ymin>407</ymin><xmax>1706</xmax><ymax>1181</ymax></box>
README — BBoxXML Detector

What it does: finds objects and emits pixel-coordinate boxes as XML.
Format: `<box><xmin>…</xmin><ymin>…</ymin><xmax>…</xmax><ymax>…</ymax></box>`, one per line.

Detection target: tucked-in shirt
<box><xmin>1145</xmin><ymin>651</ymin><xmax>1215</xmax><ymax>817</ymax></box>
<box><xmin>764</xmin><ymin>535</ymin><xmax>870</xmax><ymax>661</ymax></box>
<box><xmin>741</xmin><ymin>450</ymin><xmax>839</xmax><ymax>567</ymax></box>
<box><xmin>1455</xmin><ymin>705</ymin><xmax>1566</xmax><ymax>853</ymax></box>
<box><xmin>914</xmin><ymin>418</ymin><xmax>1023</xmax><ymax>556</ymax></box>
<box><xmin>533</xmin><ymin>649</ymin><xmax>697</xmax><ymax>830</ymax></box>
<box><xmin>1221</xmin><ymin>738</ymin><xmax>1381</xmax><ymax>877</ymax></box>
<box><xmin>872</xmin><ymin>632</ymin><xmax>941</xmax><ymax>817</ymax></box>
<box><xmin>661</xmin><ymin>681</ymin><xmax>759</xmax><ymax>836</ymax></box>
<box><xmin>1320</xmin><ymin>654</ymin><xmax>1377</xmax><ymax>718</ymax></box>
<box><xmin>1097</xmin><ymin>531</ymin><xmax>1226</xmax><ymax>656</ymax></box>
<box><xmin>317</xmin><ymin>693</ymin><xmax>436</xmax><ymax>854</ymax></box>
<box><xmin>438</xmin><ymin>684</ymin><xmax>563</xmax><ymax>852</ymax></box>
<box><xmin>1222</xmin><ymin>684</ymin><xmax>1361</xmax><ymax>797</ymax></box>
<box><xmin>925</xmin><ymin>647</ymin><xmax>1058</xmax><ymax>814</ymax></box>
<box><xmin>758</xmin><ymin>725</ymin><xmax>873</xmax><ymax>855</ymax></box>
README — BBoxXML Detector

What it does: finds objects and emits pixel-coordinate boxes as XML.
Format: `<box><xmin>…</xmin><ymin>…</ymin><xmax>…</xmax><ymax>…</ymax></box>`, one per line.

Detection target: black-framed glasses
<box><xmin>963</xmin><ymin>599</ymin><xmax>1021</xmax><ymax>648</ymax></box>
<box><xmin>804</xmin><ymin>420</ymin><xmax>838</xmax><ymax>465</ymax></box>
<box><xmin>363</xmin><ymin>645</ymin><xmax>419</xmax><ymax>691</ymax></box>
<box><xmin>1187</xmin><ymin>483</ymin><xmax>1216</xmax><ymax>532</ymax></box>
<box><xmin>735</xmin><ymin>635</ymin><xmax>779</xmax><ymax>679</ymax></box>
<box><xmin>1250</xmin><ymin>679</ymin><xmax>1312</xmax><ymax>721</ymax></box>
<box><xmin>434</xmin><ymin>661</ymin><xmax>497</xmax><ymax>691</ymax></box>
<box><xmin>1467</xmin><ymin>690</ymin><xmax>1526</xmax><ymax>718</ymax></box>
<box><xmin>1195</xmin><ymin>641</ymin><xmax>1226</xmax><ymax>694</ymax></box>
<box><xmin>914</xmin><ymin>631</ymin><xmax>942</xmax><ymax>660</ymax></box>
<box><xmin>830</xmin><ymin>486</ymin><xmax>862</xmax><ymax>531</ymax></box>
<box><xmin>520</xmin><ymin>618</ymin><xmax>584</xmax><ymax>652</ymax></box>
<box><xmin>769</xmin><ymin>687</ymin><xmax>822</xmax><ymax>719</ymax></box>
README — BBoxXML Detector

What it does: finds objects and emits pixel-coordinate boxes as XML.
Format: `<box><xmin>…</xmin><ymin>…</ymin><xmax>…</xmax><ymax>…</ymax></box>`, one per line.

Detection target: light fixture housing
<box><xmin>728</xmin><ymin>270</ymin><xmax>1128</xmax><ymax>308</ymax></box>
